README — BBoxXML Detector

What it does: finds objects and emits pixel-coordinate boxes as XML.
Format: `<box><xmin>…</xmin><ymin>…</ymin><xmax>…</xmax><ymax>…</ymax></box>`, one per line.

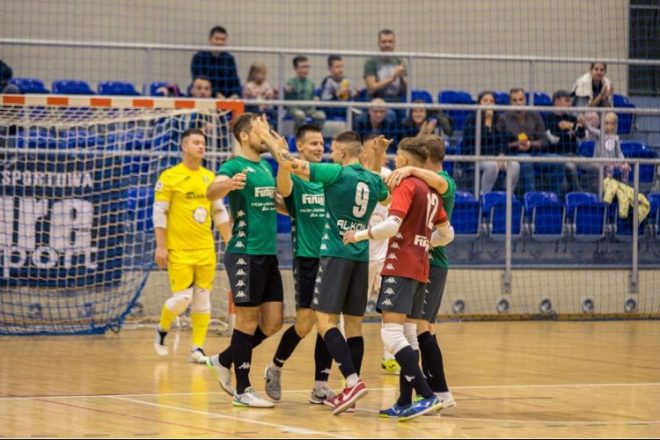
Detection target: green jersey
<box><xmin>310</xmin><ymin>162</ymin><xmax>389</xmax><ymax>262</ymax></box>
<box><xmin>218</xmin><ymin>156</ymin><xmax>277</xmax><ymax>255</ymax></box>
<box><xmin>284</xmin><ymin>175</ymin><xmax>326</xmax><ymax>258</ymax></box>
<box><xmin>430</xmin><ymin>170</ymin><xmax>456</xmax><ymax>268</ymax></box>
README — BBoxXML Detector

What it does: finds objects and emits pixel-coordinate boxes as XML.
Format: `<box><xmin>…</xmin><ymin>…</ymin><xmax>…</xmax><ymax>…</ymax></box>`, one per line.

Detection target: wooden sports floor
<box><xmin>1</xmin><ymin>321</ymin><xmax>659</xmax><ymax>438</ymax></box>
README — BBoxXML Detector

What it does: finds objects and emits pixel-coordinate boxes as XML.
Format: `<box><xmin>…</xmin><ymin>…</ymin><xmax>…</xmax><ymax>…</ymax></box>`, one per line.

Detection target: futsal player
<box><xmin>152</xmin><ymin>128</ymin><xmax>231</xmax><ymax>364</ymax></box>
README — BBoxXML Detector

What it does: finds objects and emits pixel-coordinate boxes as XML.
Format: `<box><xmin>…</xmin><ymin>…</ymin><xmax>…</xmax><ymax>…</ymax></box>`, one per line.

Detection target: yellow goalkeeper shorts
<box><xmin>167</xmin><ymin>248</ymin><xmax>217</xmax><ymax>292</ymax></box>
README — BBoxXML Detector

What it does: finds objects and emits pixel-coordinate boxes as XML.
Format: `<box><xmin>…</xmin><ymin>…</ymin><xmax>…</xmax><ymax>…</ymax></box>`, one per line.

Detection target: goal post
<box><xmin>0</xmin><ymin>94</ymin><xmax>243</xmax><ymax>335</ymax></box>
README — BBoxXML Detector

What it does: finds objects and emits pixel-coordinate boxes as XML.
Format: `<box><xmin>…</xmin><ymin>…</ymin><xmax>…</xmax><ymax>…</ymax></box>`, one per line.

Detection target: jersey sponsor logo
<box><xmin>302</xmin><ymin>194</ymin><xmax>325</xmax><ymax>205</ymax></box>
<box><xmin>387</xmin><ymin>253</ymin><xmax>397</xmax><ymax>260</ymax></box>
<box><xmin>237</xmin><ymin>258</ymin><xmax>247</xmax><ymax>265</ymax></box>
<box><xmin>193</xmin><ymin>207</ymin><xmax>208</xmax><ymax>223</ymax></box>
<box><xmin>414</xmin><ymin>235</ymin><xmax>429</xmax><ymax>247</ymax></box>
<box><xmin>385</xmin><ymin>263</ymin><xmax>395</xmax><ymax>270</ymax></box>
<box><xmin>381</xmin><ymin>298</ymin><xmax>394</xmax><ymax>306</ymax></box>
<box><xmin>236</xmin><ymin>269</ymin><xmax>247</xmax><ymax>276</ymax></box>
<box><xmin>337</xmin><ymin>219</ymin><xmax>367</xmax><ymax>235</ymax></box>
<box><xmin>237</xmin><ymin>362</ymin><xmax>251</xmax><ymax>369</ymax></box>
<box><xmin>236</xmin><ymin>210</ymin><xmax>246</xmax><ymax>218</ymax></box>
<box><xmin>185</xmin><ymin>192</ymin><xmax>206</xmax><ymax>200</ymax></box>
<box><xmin>236</xmin><ymin>290</ymin><xmax>247</xmax><ymax>298</ymax></box>
<box><xmin>255</xmin><ymin>187</ymin><xmax>276</xmax><ymax>198</ymax></box>
<box><xmin>384</xmin><ymin>277</ymin><xmax>396</xmax><ymax>284</ymax></box>
<box><xmin>155</xmin><ymin>181</ymin><xmax>164</xmax><ymax>192</ymax></box>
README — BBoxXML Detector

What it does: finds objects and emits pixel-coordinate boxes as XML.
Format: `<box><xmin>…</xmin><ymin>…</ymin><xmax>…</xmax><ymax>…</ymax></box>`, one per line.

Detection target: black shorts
<box><xmin>377</xmin><ymin>275</ymin><xmax>426</xmax><ymax>320</ymax></box>
<box><xmin>312</xmin><ymin>257</ymin><xmax>369</xmax><ymax>317</ymax></box>
<box><xmin>224</xmin><ymin>253</ymin><xmax>284</xmax><ymax>307</ymax></box>
<box><xmin>293</xmin><ymin>256</ymin><xmax>320</xmax><ymax>309</ymax></box>
<box><xmin>422</xmin><ymin>266</ymin><xmax>448</xmax><ymax>322</ymax></box>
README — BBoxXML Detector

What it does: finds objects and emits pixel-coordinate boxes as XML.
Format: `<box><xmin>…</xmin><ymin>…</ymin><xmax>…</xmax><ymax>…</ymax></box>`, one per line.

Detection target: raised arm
<box><xmin>385</xmin><ymin>166</ymin><xmax>448</xmax><ymax>195</ymax></box>
<box><xmin>364</xmin><ymin>135</ymin><xmax>393</xmax><ymax>173</ymax></box>
<box><xmin>276</xmin><ymin>161</ymin><xmax>294</xmax><ymax>197</ymax></box>
<box><xmin>252</xmin><ymin>117</ymin><xmax>312</xmax><ymax>179</ymax></box>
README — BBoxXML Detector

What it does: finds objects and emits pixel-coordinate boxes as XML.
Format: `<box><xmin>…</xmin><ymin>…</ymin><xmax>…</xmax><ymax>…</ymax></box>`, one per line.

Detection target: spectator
<box><xmin>243</xmin><ymin>62</ymin><xmax>277</xmax><ymax>113</ymax></box>
<box><xmin>463</xmin><ymin>91</ymin><xmax>519</xmax><ymax>194</ymax></box>
<box><xmin>320</xmin><ymin>55</ymin><xmax>357</xmax><ymax>101</ymax></box>
<box><xmin>401</xmin><ymin>100</ymin><xmax>453</xmax><ymax>138</ymax></box>
<box><xmin>545</xmin><ymin>90</ymin><xmax>586</xmax><ymax>193</ymax></box>
<box><xmin>496</xmin><ymin>88</ymin><xmax>546</xmax><ymax>194</ymax></box>
<box><xmin>189</xmin><ymin>76</ymin><xmax>213</xmax><ymax>98</ymax></box>
<box><xmin>572</xmin><ymin>62</ymin><xmax>613</xmax><ymax>108</ymax></box>
<box><xmin>363</xmin><ymin>29</ymin><xmax>407</xmax><ymax>103</ymax></box>
<box><xmin>0</xmin><ymin>59</ymin><xmax>13</xmax><ymax>91</ymax></box>
<box><xmin>190</xmin><ymin>26</ymin><xmax>241</xmax><ymax>99</ymax></box>
<box><xmin>581</xmin><ymin>112</ymin><xmax>630</xmax><ymax>182</ymax></box>
<box><xmin>284</xmin><ymin>55</ymin><xmax>325</xmax><ymax>130</ymax></box>
<box><xmin>353</xmin><ymin>98</ymin><xmax>399</xmax><ymax>151</ymax></box>
<box><xmin>155</xmin><ymin>83</ymin><xmax>183</xmax><ymax>97</ymax></box>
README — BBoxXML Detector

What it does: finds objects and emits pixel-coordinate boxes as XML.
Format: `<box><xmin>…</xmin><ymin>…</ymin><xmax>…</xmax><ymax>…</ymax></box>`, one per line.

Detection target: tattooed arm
<box><xmin>252</xmin><ymin>117</ymin><xmax>311</xmax><ymax>179</ymax></box>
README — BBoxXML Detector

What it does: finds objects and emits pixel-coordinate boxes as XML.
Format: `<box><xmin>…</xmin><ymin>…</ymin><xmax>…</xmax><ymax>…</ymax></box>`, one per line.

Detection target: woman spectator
<box><xmin>572</xmin><ymin>62</ymin><xmax>613</xmax><ymax>108</ymax></box>
<box><xmin>462</xmin><ymin>91</ymin><xmax>519</xmax><ymax>194</ymax></box>
<box><xmin>400</xmin><ymin>100</ymin><xmax>453</xmax><ymax>138</ymax></box>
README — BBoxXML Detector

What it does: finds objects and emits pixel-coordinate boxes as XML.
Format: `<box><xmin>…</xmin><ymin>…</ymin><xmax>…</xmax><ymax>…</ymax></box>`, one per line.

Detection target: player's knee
<box><xmin>294</xmin><ymin>319</ymin><xmax>313</xmax><ymax>337</ymax></box>
<box><xmin>165</xmin><ymin>288</ymin><xmax>193</xmax><ymax>315</ymax></box>
<box><xmin>416</xmin><ymin>320</ymin><xmax>431</xmax><ymax>335</ymax></box>
<box><xmin>343</xmin><ymin>316</ymin><xmax>362</xmax><ymax>338</ymax></box>
<box><xmin>404</xmin><ymin>322</ymin><xmax>419</xmax><ymax>350</ymax></box>
<box><xmin>381</xmin><ymin>323</ymin><xmax>408</xmax><ymax>355</ymax></box>
<box><xmin>191</xmin><ymin>288</ymin><xmax>211</xmax><ymax>314</ymax></box>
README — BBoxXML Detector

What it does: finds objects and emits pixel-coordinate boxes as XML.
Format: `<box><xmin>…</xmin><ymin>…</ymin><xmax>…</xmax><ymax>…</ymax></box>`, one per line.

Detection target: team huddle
<box><xmin>152</xmin><ymin>113</ymin><xmax>457</xmax><ymax>421</ymax></box>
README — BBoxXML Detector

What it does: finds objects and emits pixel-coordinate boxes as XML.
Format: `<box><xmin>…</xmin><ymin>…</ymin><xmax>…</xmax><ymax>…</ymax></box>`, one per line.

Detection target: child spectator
<box><xmin>243</xmin><ymin>62</ymin><xmax>277</xmax><ymax>112</ymax></box>
<box><xmin>320</xmin><ymin>55</ymin><xmax>357</xmax><ymax>101</ymax></box>
<box><xmin>581</xmin><ymin>112</ymin><xmax>630</xmax><ymax>182</ymax></box>
<box><xmin>284</xmin><ymin>56</ymin><xmax>325</xmax><ymax>129</ymax></box>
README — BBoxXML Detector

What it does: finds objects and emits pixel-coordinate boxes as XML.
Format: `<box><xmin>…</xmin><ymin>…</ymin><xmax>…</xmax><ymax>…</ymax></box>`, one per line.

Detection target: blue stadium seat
<box><xmin>126</xmin><ymin>187</ymin><xmax>154</xmax><ymax>232</ymax></box>
<box><xmin>524</xmin><ymin>192</ymin><xmax>564</xmax><ymax>241</ymax></box>
<box><xmin>620</xmin><ymin>141</ymin><xmax>657</xmax><ymax>186</ymax></box>
<box><xmin>612</xmin><ymin>94</ymin><xmax>635</xmax><ymax>135</ymax></box>
<box><xmin>411</xmin><ymin>89</ymin><xmax>433</xmax><ymax>103</ymax></box>
<box><xmin>578</xmin><ymin>139</ymin><xmax>595</xmax><ymax>157</ymax></box>
<box><xmin>97</xmin><ymin>81</ymin><xmax>140</xmax><ymax>96</ymax></box>
<box><xmin>565</xmin><ymin>192</ymin><xmax>607</xmax><ymax>242</ymax></box>
<box><xmin>648</xmin><ymin>192</ymin><xmax>660</xmax><ymax>239</ymax></box>
<box><xmin>525</xmin><ymin>92</ymin><xmax>552</xmax><ymax>106</ymax></box>
<box><xmin>613</xmin><ymin>204</ymin><xmax>648</xmax><ymax>242</ymax></box>
<box><xmin>51</xmin><ymin>79</ymin><xmax>94</xmax><ymax>95</ymax></box>
<box><xmin>444</xmin><ymin>144</ymin><xmax>457</xmax><ymax>177</ymax></box>
<box><xmin>451</xmin><ymin>191</ymin><xmax>481</xmax><ymax>241</ymax></box>
<box><xmin>149</xmin><ymin>81</ymin><xmax>170</xmax><ymax>96</ymax></box>
<box><xmin>438</xmin><ymin>89</ymin><xmax>475</xmax><ymax>132</ymax></box>
<box><xmin>480</xmin><ymin>191</ymin><xmax>523</xmax><ymax>239</ymax></box>
<box><xmin>9</xmin><ymin>78</ymin><xmax>48</xmax><ymax>94</ymax></box>
<box><xmin>492</xmin><ymin>91</ymin><xmax>510</xmax><ymax>106</ymax></box>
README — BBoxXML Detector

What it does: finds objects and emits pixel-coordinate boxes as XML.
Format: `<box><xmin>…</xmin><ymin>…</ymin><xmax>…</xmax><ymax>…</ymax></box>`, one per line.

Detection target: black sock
<box><xmin>157</xmin><ymin>329</ymin><xmax>167</xmax><ymax>345</ymax></box>
<box><xmin>218</xmin><ymin>346</ymin><xmax>232</xmax><ymax>368</ymax></box>
<box><xmin>347</xmin><ymin>336</ymin><xmax>364</xmax><ymax>376</ymax></box>
<box><xmin>314</xmin><ymin>333</ymin><xmax>333</xmax><ymax>382</ymax></box>
<box><xmin>397</xmin><ymin>349</ymin><xmax>419</xmax><ymax>407</ymax></box>
<box><xmin>323</xmin><ymin>327</ymin><xmax>356</xmax><ymax>379</ymax></box>
<box><xmin>252</xmin><ymin>327</ymin><xmax>268</xmax><ymax>348</ymax></box>
<box><xmin>419</xmin><ymin>331</ymin><xmax>449</xmax><ymax>393</ymax></box>
<box><xmin>272</xmin><ymin>325</ymin><xmax>303</xmax><ymax>368</ymax></box>
<box><xmin>395</xmin><ymin>345</ymin><xmax>433</xmax><ymax>404</ymax></box>
<box><xmin>230</xmin><ymin>330</ymin><xmax>254</xmax><ymax>394</ymax></box>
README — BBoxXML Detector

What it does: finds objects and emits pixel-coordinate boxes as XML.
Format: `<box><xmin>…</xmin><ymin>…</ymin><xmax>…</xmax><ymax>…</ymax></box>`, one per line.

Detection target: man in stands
<box><xmin>354</xmin><ymin>98</ymin><xmax>400</xmax><ymax>150</ymax></box>
<box><xmin>191</xmin><ymin>26</ymin><xmax>241</xmax><ymax>99</ymax></box>
<box><xmin>364</xmin><ymin>29</ymin><xmax>407</xmax><ymax>103</ymax></box>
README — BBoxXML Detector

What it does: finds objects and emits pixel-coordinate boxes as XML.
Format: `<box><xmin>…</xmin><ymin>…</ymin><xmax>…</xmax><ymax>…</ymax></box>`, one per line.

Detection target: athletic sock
<box><xmin>190</xmin><ymin>311</ymin><xmax>210</xmax><ymax>349</ymax></box>
<box><xmin>157</xmin><ymin>328</ymin><xmax>167</xmax><ymax>345</ymax></box>
<box><xmin>230</xmin><ymin>330</ymin><xmax>254</xmax><ymax>395</ymax></box>
<box><xmin>314</xmin><ymin>333</ymin><xmax>333</xmax><ymax>382</ymax></box>
<box><xmin>419</xmin><ymin>331</ymin><xmax>449</xmax><ymax>393</ymax></box>
<box><xmin>395</xmin><ymin>345</ymin><xmax>433</xmax><ymax>405</ymax></box>
<box><xmin>218</xmin><ymin>347</ymin><xmax>232</xmax><ymax>368</ymax></box>
<box><xmin>323</xmin><ymin>327</ymin><xmax>357</xmax><ymax>380</ymax></box>
<box><xmin>397</xmin><ymin>349</ymin><xmax>419</xmax><ymax>407</ymax></box>
<box><xmin>346</xmin><ymin>336</ymin><xmax>364</xmax><ymax>376</ymax></box>
<box><xmin>252</xmin><ymin>327</ymin><xmax>268</xmax><ymax>348</ymax></box>
<box><xmin>158</xmin><ymin>303</ymin><xmax>178</xmax><ymax>333</ymax></box>
<box><xmin>272</xmin><ymin>325</ymin><xmax>302</xmax><ymax>368</ymax></box>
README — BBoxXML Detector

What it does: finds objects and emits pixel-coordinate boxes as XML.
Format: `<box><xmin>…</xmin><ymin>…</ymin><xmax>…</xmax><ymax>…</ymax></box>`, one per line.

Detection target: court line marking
<box><xmin>2</xmin><ymin>382</ymin><xmax>659</xmax><ymax>401</ymax></box>
<box><xmin>107</xmin><ymin>395</ymin><xmax>351</xmax><ymax>439</ymax></box>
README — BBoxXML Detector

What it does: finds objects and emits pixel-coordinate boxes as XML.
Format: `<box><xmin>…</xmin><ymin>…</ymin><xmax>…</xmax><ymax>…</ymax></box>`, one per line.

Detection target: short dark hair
<box><xmin>295</xmin><ymin>124</ymin><xmax>322</xmax><ymax>141</ymax></box>
<box><xmin>327</xmin><ymin>55</ymin><xmax>342</xmax><ymax>68</ymax></box>
<box><xmin>552</xmin><ymin>89</ymin><xmax>571</xmax><ymax>102</ymax></box>
<box><xmin>333</xmin><ymin>130</ymin><xmax>362</xmax><ymax>157</ymax></box>
<box><xmin>209</xmin><ymin>26</ymin><xmax>227</xmax><ymax>38</ymax></box>
<box><xmin>293</xmin><ymin>56</ymin><xmax>308</xmax><ymax>68</ymax></box>
<box><xmin>181</xmin><ymin>128</ymin><xmax>206</xmax><ymax>144</ymax></box>
<box><xmin>419</xmin><ymin>134</ymin><xmax>445</xmax><ymax>164</ymax></box>
<box><xmin>509</xmin><ymin>87</ymin><xmax>525</xmax><ymax>97</ymax></box>
<box><xmin>232</xmin><ymin>112</ymin><xmax>259</xmax><ymax>142</ymax></box>
<box><xmin>378</xmin><ymin>29</ymin><xmax>395</xmax><ymax>39</ymax></box>
<box><xmin>590</xmin><ymin>62</ymin><xmax>607</xmax><ymax>71</ymax></box>
<box><xmin>192</xmin><ymin>75</ymin><xmax>212</xmax><ymax>85</ymax></box>
<box><xmin>398</xmin><ymin>137</ymin><xmax>428</xmax><ymax>163</ymax></box>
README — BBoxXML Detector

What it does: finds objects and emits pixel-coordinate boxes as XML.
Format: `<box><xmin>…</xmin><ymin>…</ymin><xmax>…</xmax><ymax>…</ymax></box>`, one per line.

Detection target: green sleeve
<box><xmin>218</xmin><ymin>159</ymin><xmax>238</xmax><ymax>177</ymax></box>
<box><xmin>446</xmin><ymin>175</ymin><xmax>456</xmax><ymax>196</ymax></box>
<box><xmin>377</xmin><ymin>177</ymin><xmax>389</xmax><ymax>201</ymax></box>
<box><xmin>363</xmin><ymin>58</ymin><xmax>377</xmax><ymax>77</ymax></box>
<box><xmin>310</xmin><ymin>162</ymin><xmax>342</xmax><ymax>184</ymax></box>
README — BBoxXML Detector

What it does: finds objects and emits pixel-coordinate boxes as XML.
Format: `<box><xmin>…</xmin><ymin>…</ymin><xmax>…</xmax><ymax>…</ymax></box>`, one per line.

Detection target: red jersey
<box><xmin>380</xmin><ymin>176</ymin><xmax>447</xmax><ymax>283</ymax></box>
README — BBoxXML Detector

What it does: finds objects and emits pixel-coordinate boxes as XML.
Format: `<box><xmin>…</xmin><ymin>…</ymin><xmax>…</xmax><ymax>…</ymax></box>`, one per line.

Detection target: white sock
<box><xmin>346</xmin><ymin>373</ymin><xmax>359</xmax><ymax>387</ymax></box>
<box><xmin>435</xmin><ymin>391</ymin><xmax>452</xmax><ymax>399</ymax></box>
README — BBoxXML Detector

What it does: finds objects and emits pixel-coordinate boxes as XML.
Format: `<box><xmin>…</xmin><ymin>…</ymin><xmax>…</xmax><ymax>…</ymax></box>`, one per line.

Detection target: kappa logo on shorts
<box><xmin>384</xmin><ymin>277</ymin><xmax>396</xmax><ymax>284</ymax></box>
<box><xmin>315</xmin><ymin>276</ymin><xmax>322</xmax><ymax>283</ymax></box>
<box><xmin>384</xmin><ymin>288</ymin><xmax>395</xmax><ymax>295</ymax></box>
<box><xmin>314</xmin><ymin>287</ymin><xmax>320</xmax><ymax>294</ymax></box>
<box><xmin>236</xmin><ymin>280</ymin><xmax>246</xmax><ymax>287</ymax></box>
<box><xmin>313</xmin><ymin>298</ymin><xmax>319</xmax><ymax>305</ymax></box>
<box><xmin>320</xmin><ymin>244</ymin><xmax>328</xmax><ymax>250</ymax></box>
<box><xmin>236</xmin><ymin>210</ymin><xmax>246</xmax><ymax>218</ymax></box>
<box><xmin>385</xmin><ymin>263</ymin><xmax>395</xmax><ymax>270</ymax></box>
<box><xmin>237</xmin><ymin>231</ymin><xmax>246</xmax><ymax>238</ymax></box>
<box><xmin>382</xmin><ymin>298</ymin><xmax>394</xmax><ymax>306</ymax></box>
<box><xmin>236</xmin><ymin>269</ymin><xmax>247</xmax><ymax>276</ymax></box>
<box><xmin>236</xmin><ymin>290</ymin><xmax>247</xmax><ymax>298</ymax></box>
<box><xmin>237</xmin><ymin>258</ymin><xmax>247</xmax><ymax>265</ymax></box>
<box><xmin>320</xmin><ymin>368</ymin><xmax>331</xmax><ymax>375</ymax></box>
<box><xmin>318</xmin><ymin>266</ymin><xmax>323</xmax><ymax>273</ymax></box>
<box><xmin>237</xmin><ymin>221</ymin><xmax>247</xmax><ymax>228</ymax></box>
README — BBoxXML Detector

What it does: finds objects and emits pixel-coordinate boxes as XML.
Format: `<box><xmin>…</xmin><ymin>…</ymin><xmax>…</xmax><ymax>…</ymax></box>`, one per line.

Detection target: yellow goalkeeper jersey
<box><xmin>154</xmin><ymin>163</ymin><xmax>216</xmax><ymax>251</ymax></box>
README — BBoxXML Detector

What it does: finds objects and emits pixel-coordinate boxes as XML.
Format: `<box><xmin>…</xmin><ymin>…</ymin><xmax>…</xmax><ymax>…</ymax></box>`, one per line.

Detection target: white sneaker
<box><xmin>189</xmin><ymin>348</ymin><xmax>208</xmax><ymax>364</ymax></box>
<box><xmin>264</xmin><ymin>365</ymin><xmax>282</xmax><ymax>401</ymax></box>
<box><xmin>154</xmin><ymin>329</ymin><xmax>168</xmax><ymax>356</ymax></box>
<box><xmin>233</xmin><ymin>387</ymin><xmax>274</xmax><ymax>408</ymax></box>
<box><xmin>435</xmin><ymin>391</ymin><xmax>457</xmax><ymax>410</ymax></box>
<box><xmin>206</xmin><ymin>355</ymin><xmax>235</xmax><ymax>397</ymax></box>
<box><xmin>309</xmin><ymin>382</ymin><xmax>336</xmax><ymax>404</ymax></box>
